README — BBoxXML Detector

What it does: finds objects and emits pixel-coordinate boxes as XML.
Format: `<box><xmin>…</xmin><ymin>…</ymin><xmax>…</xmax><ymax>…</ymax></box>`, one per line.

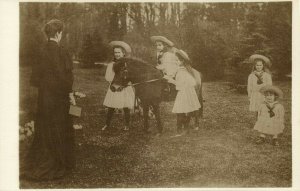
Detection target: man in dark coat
<box><xmin>21</xmin><ymin>19</ymin><xmax>76</xmax><ymax>180</ymax></box>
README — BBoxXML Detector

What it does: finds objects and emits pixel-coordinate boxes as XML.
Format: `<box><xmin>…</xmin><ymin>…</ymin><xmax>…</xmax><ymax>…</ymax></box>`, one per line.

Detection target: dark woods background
<box><xmin>20</xmin><ymin>2</ymin><xmax>291</xmax><ymax>84</ymax></box>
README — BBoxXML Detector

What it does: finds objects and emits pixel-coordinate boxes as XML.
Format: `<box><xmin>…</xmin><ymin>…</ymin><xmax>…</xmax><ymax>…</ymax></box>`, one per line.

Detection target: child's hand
<box><xmin>156</xmin><ymin>65</ymin><xmax>161</xmax><ymax>69</ymax></box>
<box><xmin>163</xmin><ymin>75</ymin><xmax>171</xmax><ymax>80</ymax></box>
<box><xmin>163</xmin><ymin>75</ymin><xmax>175</xmax><ymax>84</ymax></box>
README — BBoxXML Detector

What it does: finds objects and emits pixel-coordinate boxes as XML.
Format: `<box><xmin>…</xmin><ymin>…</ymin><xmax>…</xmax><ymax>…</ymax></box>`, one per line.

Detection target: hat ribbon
<box><xmin>254</xmin><ymin>71</ymin><xmax>264</xmax><ymax>85</ymax></box>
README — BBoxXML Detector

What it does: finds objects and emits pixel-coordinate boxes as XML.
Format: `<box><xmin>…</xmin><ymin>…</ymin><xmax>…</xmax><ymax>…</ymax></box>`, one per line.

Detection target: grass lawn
<box><xmin>19</xmin><ymin>66</ymin><xmax>292</xmax><ymax>188</ymax></box>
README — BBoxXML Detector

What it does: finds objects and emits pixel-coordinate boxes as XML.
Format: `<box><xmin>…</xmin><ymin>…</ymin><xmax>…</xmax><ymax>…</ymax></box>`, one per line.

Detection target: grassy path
<box><xmin>20</xmin><ymin>67</ymin><xmax>291</xmax><ymax>188</ymax></box>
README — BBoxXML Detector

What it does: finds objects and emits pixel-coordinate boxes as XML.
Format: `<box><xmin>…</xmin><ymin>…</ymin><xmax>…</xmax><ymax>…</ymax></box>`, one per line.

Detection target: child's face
<box><xmin>114</xmin><ymin>48</ymin><xmax>125</xmax><ymax>60</ymax></box>
<box><xmin>255</xmin><ymin>61</ymin><xmax>264</xmax><ymax>72</ymax></box>
<box><xmin>265</xmin><ymin>92</ymin><xmax>276</xmax><ymax>103</ymax></box>
<box><xmin>155</xmin><ymin>41</ymin><xmax>164</xmax><ymax>52</ymax></box>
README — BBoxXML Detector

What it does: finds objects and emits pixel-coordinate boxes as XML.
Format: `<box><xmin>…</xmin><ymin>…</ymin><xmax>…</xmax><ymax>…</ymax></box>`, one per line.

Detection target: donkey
<box><xmin>111</xmin><ymin>57</ymin><xmax>203</xmax><ymax>133</ymax></box>
<box><xmin>111</xmin><ymin>57</ymin><xmax>164</xmax><ymax>134</ymax></box>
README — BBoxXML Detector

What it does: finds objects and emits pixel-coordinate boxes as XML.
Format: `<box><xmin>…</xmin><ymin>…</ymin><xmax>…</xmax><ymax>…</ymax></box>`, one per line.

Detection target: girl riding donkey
<box><xmin>102</xmin><ymin>41</ymin><xmax>135</xmax><ymax>131</ymax></box>
<box><xmin>151</xmin><ymin>36</ymin><xmax>203</xmax><ymax>130</ymax></box>
<box><xmin>164</xmin><ymin>50</ymin><xmax>201</xmax><ymax>135</ymax></box>
<box><xmin>150</xmin><ymin>36</ymin><xmax>178</xmax><ymax>101</ymax></box>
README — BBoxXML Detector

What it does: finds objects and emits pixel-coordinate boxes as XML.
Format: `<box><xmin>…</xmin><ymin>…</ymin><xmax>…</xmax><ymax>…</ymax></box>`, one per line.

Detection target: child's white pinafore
<box><xmin>103</xmin><ymin>62</ymin><xmax>135</xmax><ymax>109</ymax></box>
<box><xmin>254</xmin><ymin>102</ymin><xmax>285</xmax><ymax>135</ymax></box>
<box><xmin>156</xmin><ymin>52</ymin><xmax>179</xmax><ymax>76</ymax></box>
<box><xmin>172</xmin><ymin>67</ymin><xmax>201</xmax><ymax>113</ymax></box>
<box><xmin>247</xmin><ymin>72</ymin><xmax>272</xmax><ymax>111</ymax></box>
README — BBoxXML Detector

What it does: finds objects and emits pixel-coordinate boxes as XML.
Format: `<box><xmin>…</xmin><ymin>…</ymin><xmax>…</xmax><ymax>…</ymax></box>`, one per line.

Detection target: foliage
<box><xmin>20</xmin><ymin>2</ymin><xmax>291</xmax><ymax>80</ymax></box>
<box><xmin>79</xmin><ymin>32</ymin><xmax>109</xmax><ymax>67</ymax></box>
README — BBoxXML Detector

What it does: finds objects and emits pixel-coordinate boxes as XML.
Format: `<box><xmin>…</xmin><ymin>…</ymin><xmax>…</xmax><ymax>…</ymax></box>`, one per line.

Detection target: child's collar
<box><xmin>253</xmin><ymin>70</ymin><xmax>264</xmax><ymax>74</ymax></box>
<box><xmin>265</xmin><ymin>100</ymin><xmax>278</xmax><ymax>106</ymax></box>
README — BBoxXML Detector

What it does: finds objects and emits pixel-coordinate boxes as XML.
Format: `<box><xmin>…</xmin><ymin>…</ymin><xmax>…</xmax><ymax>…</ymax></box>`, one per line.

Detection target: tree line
<box><xmin>20</xmin><ymin>2</ymin><xmax>291</xmax><ymax>82</ymax></box>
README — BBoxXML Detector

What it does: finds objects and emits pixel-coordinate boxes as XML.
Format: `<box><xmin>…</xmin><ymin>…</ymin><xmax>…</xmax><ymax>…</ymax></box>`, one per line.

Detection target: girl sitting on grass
<box><xmin>254</xmin><ymin>85</ymin><xmax>285</xmax><ymax>146</ymax></box>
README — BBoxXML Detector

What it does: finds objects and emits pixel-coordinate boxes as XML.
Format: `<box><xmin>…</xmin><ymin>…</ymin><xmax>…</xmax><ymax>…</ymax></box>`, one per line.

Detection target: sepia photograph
<box><xmin>0</xmin><ymin>0</ymin><xmax>297</xmax><ymax>189</ymax></box>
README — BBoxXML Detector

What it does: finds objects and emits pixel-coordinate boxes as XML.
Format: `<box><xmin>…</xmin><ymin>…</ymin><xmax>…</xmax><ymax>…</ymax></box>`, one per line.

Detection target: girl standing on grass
<box><xmin>247</xmin><ymin>54</ymin><xmax>272</xmax><ymax>117</ymax></box>
<box><xmin>102</xmin><ymin>41</ymin><xmax>135</xmax><ymax>131</ymax></box>
<box><xmin>164</xmin><ymin>49</ymin><xmax>201</xmax><ymax>136</ymax></box>
<box><xmin>254</xmin><ymin>85</ymin><xmax>285</xmax><ymax>146</ymax></box>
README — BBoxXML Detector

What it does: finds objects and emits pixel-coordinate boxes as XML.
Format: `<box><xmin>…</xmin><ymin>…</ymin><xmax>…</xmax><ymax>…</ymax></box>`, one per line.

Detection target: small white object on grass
<box><xmin>74</xmin><ymin>91</ymin><xmax>86</xmax><ymax>98</ymax></box>
<box><xmin>73</xmin><ymin>124</ymin><xmax>83</xmax><ymax>130</ymax></box>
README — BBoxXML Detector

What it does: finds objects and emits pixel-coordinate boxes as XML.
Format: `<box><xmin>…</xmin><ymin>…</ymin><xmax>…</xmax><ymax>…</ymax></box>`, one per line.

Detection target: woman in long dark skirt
<box><xmin>21</xmin><ymin>19</ymin><xmax>76</xmax><ymax>180</ymax></box>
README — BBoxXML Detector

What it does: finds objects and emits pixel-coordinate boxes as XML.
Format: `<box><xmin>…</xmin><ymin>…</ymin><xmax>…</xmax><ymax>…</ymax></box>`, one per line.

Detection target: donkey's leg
<box><xmin>152</xmin><ymin>102</ymin><xmax>162</xmax><ymax>134</ymax></box>
<box><xmin>102</xmin><ymin>107</ymin><xmax>115</xmax><ymax>131</ymax></box>
<box><xmin>142</xmin><ymin>101</ymin><xmax>150</xmax><ymax>133</ymax></box>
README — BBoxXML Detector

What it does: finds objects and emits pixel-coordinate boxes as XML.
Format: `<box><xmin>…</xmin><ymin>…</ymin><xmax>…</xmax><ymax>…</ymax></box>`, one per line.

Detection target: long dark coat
<box><xmin>21</xmin><ymin>40</ymin><xmax>75</xmax><ymax>180</ymax></box>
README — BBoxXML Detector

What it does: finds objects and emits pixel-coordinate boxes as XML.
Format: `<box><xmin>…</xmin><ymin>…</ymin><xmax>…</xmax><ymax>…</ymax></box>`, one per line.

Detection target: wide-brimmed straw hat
<box><xmin>249</xmin><ymin>54</ymin><xmax>271</xmax><ymax>68</ymax></box>
<box><xmin>175</xmin><ymin>49</ymin><xmax>190</xmax><ymax>62</ymax></box>
<box><xmin>109</xmin><ymin>41</ymin><xmax>132</xmax><ymax>54</ymax></box>
<box><xmin>259</xmin><ymin>85</ymin><xmax>283</xmax><ymax>98</ymax></box>
<box><xmin>150</xmin><ymin>36</ymin><xmax>174</xmax><ymax>47</ymax></box>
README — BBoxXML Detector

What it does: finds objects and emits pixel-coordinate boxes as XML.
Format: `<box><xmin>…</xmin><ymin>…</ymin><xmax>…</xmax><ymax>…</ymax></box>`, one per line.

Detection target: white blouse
<box><xmin>105</xmin><ymin>62</ymin><xmax>115</xmax><ymax>83</ymax></box>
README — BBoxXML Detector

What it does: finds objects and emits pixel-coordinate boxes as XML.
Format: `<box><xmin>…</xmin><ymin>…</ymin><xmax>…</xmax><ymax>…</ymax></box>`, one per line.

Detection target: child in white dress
<box><xmin>254</xmin><ymin>85</ymin><xmax>285</xmax><ymax>146</ymax></box>
<box><xmin>164</xmin><ymin>50</ymin><xmax>201</xmax><ymax>135</ymax></box>
<box><xmin>102</xmin><ymin>41</ymin><xmax>135</xmax><ymax>131</ymax></box>
<box><xmin>247</xmin><ymin>54</ymin><xmax>272</xmax><ymax>117</ymax></box>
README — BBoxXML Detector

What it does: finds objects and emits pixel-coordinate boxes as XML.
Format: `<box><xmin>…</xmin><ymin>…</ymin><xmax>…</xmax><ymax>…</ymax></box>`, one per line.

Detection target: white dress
<box><xmin>103</xmin><ymin>62</ymin><xmax>135</xmax><ymax>109</ymax></box>
<box><xmin>247</xmin><ymin>72</ymin><xmax>272</xmax><ymax>111</ymax></box>
<box><xmin>254</xmin><ymin>102</ymin><xmax>285</xmax><ymax>135</ymax></box>
<box><xmin>172</xmin><ymin>67</ymin><xmax>201</xmax><ymax>113</ymax></box>
<box><xmin>157</xmin><ymin>52</ymin><xmax>180</xmax><ymax>77</ymax></box>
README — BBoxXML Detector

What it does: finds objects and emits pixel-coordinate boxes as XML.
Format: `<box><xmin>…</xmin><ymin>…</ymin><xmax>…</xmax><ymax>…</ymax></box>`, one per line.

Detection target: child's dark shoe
<box><xmin>272</xmin><ymin>138</ymin><xmax>280</xmax><ymax>146</ymax></box>
<box><xmin>255</xmin><ymin>137</ymin><xmax>266</xmax><ymax>144</ymax></box>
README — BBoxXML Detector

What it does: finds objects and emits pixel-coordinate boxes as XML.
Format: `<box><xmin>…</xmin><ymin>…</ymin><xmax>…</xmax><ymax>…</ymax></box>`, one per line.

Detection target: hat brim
<box><xmin>150</xmin><ymin>36</ymin><xmax>174</xmax><ymax>47</ymax></box>
<box><xmin>175</xmin><ymin>49</ymin><xmax>190</xmax><ymax>61</ymax></box>
<box><xmin>259</xmin><ymin>85</ymin><xmax>283</xmax><ymax>98</ymax></box>
<box><xmin>249</xmin><ymin>54</ymin><xmax>271</xmax><ymax>68</ymax></box>
<box><xmin>109</xmin><ymin>41</ymin><xmax>132</xmax><ymax>54</ymax></box>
